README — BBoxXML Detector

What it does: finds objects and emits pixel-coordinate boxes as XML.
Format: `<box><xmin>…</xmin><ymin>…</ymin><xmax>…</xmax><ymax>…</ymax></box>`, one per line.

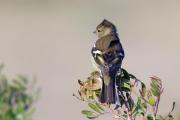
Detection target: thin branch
<box><xmin>154</xmin><ymin>96</ymin><xmax>160</xmax><ymax>117</ymax></box>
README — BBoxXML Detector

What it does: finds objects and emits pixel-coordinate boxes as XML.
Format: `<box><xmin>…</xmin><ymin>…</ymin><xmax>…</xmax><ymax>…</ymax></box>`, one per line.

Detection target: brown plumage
<box><xmin>95</xmin><ymin>33</ymin><xmax>119</xmax><ymax>52</ymax></box>
<box><xmin>91</xmin><ymin>19</ymin><xmax>125</xmax><ymax>105</ymax></box>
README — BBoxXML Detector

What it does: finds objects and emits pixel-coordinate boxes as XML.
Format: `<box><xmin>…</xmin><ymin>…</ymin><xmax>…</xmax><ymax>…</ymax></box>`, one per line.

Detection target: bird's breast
<box><xmin>95</xmin><ymin>38</ymin><xmax>111</xmax><ymax>51</ymax></box>
<box><xmin>95</xmin><ymin>34</ymin><xmax>118</xmax><ymax>51</ymax></box>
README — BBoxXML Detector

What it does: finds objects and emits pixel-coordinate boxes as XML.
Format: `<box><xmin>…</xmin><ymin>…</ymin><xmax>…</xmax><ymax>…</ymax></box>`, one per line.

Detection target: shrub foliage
<box><xmin>74</xmin><ymin>68</ymin><xmax>175</xmax><ymax>120</ymax></box>
<box><xmin>0</xmin><ymin>65</ymin><xmax>40</xmax><ymax>120</ymax></box>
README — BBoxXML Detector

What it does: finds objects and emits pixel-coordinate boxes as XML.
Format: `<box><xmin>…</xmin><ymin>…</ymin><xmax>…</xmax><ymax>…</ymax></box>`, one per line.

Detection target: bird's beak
<box><xmin>93</xmin><ymin>30</ymin><xmax>96</xmax><ymax>34</ymax></box>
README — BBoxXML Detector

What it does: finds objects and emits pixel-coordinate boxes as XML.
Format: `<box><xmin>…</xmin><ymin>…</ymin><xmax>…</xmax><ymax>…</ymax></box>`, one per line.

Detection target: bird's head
<box><xmin>94</xmin><ymin>19</ymin><xmax>117</xmax><ymax>38</ymax></box>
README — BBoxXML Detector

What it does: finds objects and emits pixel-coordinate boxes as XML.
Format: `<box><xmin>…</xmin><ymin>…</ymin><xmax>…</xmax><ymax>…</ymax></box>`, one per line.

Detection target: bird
<box><xmin>91</xmin><ymin>19</ymin><xmax>125</xmax><ymax>105</ymax></box>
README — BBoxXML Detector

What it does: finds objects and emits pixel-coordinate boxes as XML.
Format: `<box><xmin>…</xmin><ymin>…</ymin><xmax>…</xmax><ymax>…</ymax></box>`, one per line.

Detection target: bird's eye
<box><xmin>97</xmin><ymin>30</ymin><xmax>101</xmax><ymax>32</ymax></box>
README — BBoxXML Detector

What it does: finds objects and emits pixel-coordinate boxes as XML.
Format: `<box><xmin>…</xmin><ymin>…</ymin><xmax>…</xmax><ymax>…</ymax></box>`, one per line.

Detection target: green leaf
<box><xmin>95</xmin><ymin>102</ymin><xmax>104</xmax><ymax>112</ymax></box>
<box><xmin>140</xmin><ymin>82</ymin><xmax>146</xmax><ymax>97</ymax></box>
<box><xmin>94</xmin><ymin>89</ymin><xmax>101</xmax><ymax>97</ymax></box>
<box><xmin>87</xmin><ymin>116</ymin><xmax>98</xmax><ymax>119</ymax></box>
<box><xmin>147</xmin><ymin>114</ymin><xmax>154</xmax><ymax>120</ymax></box>
<box><xmin>136</xmin><ymin>109</ymin><xmax>144</xmax><ymax>116</ymax></box>
<box><xmin>81</xmin><ymin>110</ymin><xmax>94</xmax><ymax>116</ymax></box>
<box><xmin>150</xmin><ymin>76</ymin><xmax>162</xmax><ymax>97</ymax></box>
<box><xmin>168</xmin><ymin>114</ymin><xmax>174</xmax><ymax>120</ymax></box>
<box><xmin>122</xmin><ymin>82</ymin><xmax>130</xmax><ymax>89</ymax></box>
<box><xmin>151</xmin><ymin>87</ymin><xmax>160</xmax><ymax>97</ymax></box>
<box><xmin>133</xmin><ymin>98</ymin><xmax>145</xmax><ymax>116</ymax></box>
<box><xmin>128</xmin><ymin>73</ymin><xmax>136</xmax><ymax>79</ymax></box>
<box><xmin>141</xmin><ymin>102</ymin><xmax>147</xmax><ymax>109</ymax></box>
<box><xmin>121</xmin><ymin>78</ymin><xmax>130</xmax><ymax>83</ymax></box>
<box><xmin>170</xmin><ymin>102</ymin><xmax>175</xmax><ymax>113</ymax></box>
<box><xmin>121</xmin><ymin>69</ymin><xmax>130</xmax><ymax>80</ymax></box>
<box><xmin>127</xmin><ymin>97</ymin><xmax>134</xmax><ymax>111</ymax></box>
<box><xmin>88</xmin><ymin>103</ymin><xmax>102</xmax><ymax>113</ymax></box>
<box><xmin>148</xmin><ymin>96</ymin><xmax>156</xmax><ymax>106</ymax></box>
<box><xmin>81</xmin><ymin>110</ymin><xmax>99</xmax><ymax>119</ymax></box>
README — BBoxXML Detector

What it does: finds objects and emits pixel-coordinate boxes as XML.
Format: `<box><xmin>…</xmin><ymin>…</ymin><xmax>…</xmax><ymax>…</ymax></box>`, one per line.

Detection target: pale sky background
<box><xmin>0</xmin><ymin>0</ymin><xmax>180</xmax><ymax>120</ymax></box>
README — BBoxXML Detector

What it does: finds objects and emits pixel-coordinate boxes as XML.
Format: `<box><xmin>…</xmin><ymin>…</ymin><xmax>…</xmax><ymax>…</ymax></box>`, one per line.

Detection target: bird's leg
<box><xmin>103</xmin><ymin>63</ymin><xmax>110</xmax><ymax>72</ymax></box>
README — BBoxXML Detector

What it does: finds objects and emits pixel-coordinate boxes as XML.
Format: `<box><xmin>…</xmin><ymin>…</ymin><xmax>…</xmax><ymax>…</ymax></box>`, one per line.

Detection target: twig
<box><xmin>103</xmin><ymin>104</ymin><xmax>126</xmax><ymax>120</ymax></box>
<box><xmin>154</xmin><ymin>96</ymin><xmax>160</xmax><ymax>117</ymax></box>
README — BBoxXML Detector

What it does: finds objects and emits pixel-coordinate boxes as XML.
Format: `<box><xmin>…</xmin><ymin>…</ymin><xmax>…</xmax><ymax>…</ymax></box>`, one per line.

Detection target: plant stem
<box><xmin>154</xmin><ymin>96</ymin><xmax>160</xmax><ymax>117</ymax></box>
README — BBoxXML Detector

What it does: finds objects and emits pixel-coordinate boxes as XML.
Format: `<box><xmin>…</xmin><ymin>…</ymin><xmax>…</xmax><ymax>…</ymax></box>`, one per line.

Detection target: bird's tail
<box><xmin>100</xmin><ymin>74</ymin><xmax>120</xmax><ymax>105</ymax></box>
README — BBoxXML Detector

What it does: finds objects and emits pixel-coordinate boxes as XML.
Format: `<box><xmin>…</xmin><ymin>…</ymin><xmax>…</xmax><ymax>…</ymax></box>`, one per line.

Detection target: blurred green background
<box><xmin>0</xmin><ymin>65</ymin><xmax>39</xmax><ymax>120</ymax></box>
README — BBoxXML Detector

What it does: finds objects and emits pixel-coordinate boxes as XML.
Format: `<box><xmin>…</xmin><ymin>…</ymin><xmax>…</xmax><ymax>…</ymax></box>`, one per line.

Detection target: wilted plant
<box><xmin>0</xmin><ymin>65</ymin><xmax>40</xmax><ymax>120</ymax></box>
<box><xmin>73</xmin><ymin>68</ymin><xmax>175</xmax><ymax>120</ymax></box>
